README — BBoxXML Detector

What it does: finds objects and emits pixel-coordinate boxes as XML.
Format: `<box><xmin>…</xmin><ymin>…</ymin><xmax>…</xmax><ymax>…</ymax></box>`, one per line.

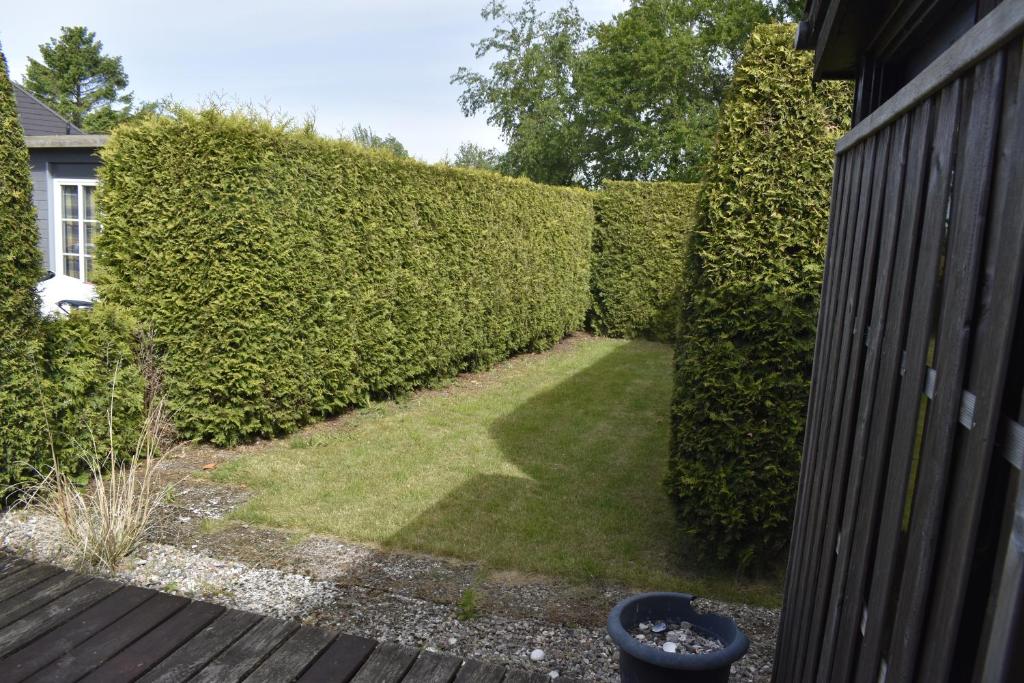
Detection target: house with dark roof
<box><xmin>14</xmin><ymin>82</ymin><xmax>107</xmax><ymax>285</ymax></box>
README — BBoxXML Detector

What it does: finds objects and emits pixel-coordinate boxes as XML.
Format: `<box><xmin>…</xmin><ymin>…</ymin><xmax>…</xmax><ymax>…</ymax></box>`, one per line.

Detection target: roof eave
<box><xmin>24</xmin><ymin>134</ymin><xmax>109</xmax><ymax>149</ymax></box>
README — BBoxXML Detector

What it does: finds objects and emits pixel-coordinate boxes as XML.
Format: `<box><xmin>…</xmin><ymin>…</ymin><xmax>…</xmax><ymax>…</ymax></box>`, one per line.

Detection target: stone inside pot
<box><xmin>629</xmin><ymin>620</ymin><xmax>724</xmax><ymax>655</ymax></box>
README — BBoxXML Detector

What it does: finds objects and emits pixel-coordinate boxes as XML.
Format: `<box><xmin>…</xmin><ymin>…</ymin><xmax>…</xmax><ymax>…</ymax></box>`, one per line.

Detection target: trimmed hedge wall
<box><xmin>0</xmin><ymin>47</ymin><xmax>145</xmax><ymax>490</ymax></box>
<box><xmin>0</xmin><ymin>46</ymin><xmax>49</xmax><ymax>484</ymax></box>
<box><xmin>591</xmin><ymin>181</ymin><xmax>700</xmax><ymax>341</ymax></box>
<box><xmin>667</xmin><ymin>24</ymin><xmax>852</xmax><ymax>568</ymax></box>
<box><xmin>43</xmin><ymin>306</ymin><xmax>147</xmax><ymax>474</ymax></box>
<box><xmin>96</xmin><ymin>109</ymin><xmax>594</xmax><ymax>445</ymax></box>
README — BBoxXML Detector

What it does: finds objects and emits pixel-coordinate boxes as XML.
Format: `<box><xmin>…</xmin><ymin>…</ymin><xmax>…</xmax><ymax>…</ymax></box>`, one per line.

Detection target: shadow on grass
<box><xmin>384</xmin><ymin>339</ymin><xmax>778</xmax><ymax>604</ymax></box>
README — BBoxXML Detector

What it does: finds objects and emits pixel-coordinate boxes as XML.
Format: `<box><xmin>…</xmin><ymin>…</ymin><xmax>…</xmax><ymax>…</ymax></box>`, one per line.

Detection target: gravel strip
<box><xmin>2</xmin><ymin>506</ymin><xmax>777</xmax><ymax>682</ymax></box>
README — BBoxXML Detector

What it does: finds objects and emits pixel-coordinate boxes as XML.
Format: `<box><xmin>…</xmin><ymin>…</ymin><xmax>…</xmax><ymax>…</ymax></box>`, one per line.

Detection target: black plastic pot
<box><xmin>607</xmin><ymin>592</ymin><xmax>749</xmax><ymax>683</ymax></box>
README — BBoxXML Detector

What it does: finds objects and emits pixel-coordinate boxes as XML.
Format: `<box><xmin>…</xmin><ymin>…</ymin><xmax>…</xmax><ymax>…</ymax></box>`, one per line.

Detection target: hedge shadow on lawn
<box><xmin>384</xmin><ymin>340</ymin><xmax>697</xmax><ymax>589</ymax></box>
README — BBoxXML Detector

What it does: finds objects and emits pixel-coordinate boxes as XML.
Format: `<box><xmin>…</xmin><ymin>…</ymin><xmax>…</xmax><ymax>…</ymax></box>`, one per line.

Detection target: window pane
<box><xmin>85</xmin><ymin>221</ymin><xmax>98</xmax><ymax>255</ymax></box>
<box><xmin>83</xmin><ymin>186</ymin><xmax>96</xmax><ymax>220</ymax></box>
<box><xmin>63</xmin><ymin>255</ymin><xmax>80</xmax><ymax>279</ymax></box>
<box><xmin>84</xmin><ymin>256</ymin><xmax>94</xmax><ymax>282</ymax></box>
<box><xmin>62</xmin><ymin>185</ymin><xmax>79</xmax><ymax>219</ymax></box>
<box><xmin>64</xmin><ymin>221</ymin><xmax>80</xmax><ymax>252</ymax></box>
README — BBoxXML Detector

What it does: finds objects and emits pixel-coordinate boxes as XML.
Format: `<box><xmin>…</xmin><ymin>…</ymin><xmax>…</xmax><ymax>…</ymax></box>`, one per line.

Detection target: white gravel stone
<box><xmin>530</xmin><ymin>648</ymin><xmax>546</xmax><ymax>661</ymax></box>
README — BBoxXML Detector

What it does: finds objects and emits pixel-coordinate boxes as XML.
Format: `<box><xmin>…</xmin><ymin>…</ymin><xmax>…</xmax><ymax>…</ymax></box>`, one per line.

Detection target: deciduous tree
<box><xmin>346</xmin><ymin>123</ymin><xmax>410</xmax><ymax>158</ymax></box>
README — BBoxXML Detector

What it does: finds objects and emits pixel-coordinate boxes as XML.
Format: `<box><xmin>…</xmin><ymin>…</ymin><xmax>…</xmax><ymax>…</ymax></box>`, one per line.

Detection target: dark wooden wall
<box><xmin>775</xmin><ymin>2</ymin><xmax>1024</xmax><ymax>681</ymax></box>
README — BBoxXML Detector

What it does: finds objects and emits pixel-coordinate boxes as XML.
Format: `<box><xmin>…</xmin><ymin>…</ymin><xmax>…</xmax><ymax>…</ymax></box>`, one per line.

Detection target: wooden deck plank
<box><xmin>244</xmin><ymin>625</ymin><xmax>337</xmax><ymax>683</ymax></box>
<box><xmin>0</xmin><ymin>559</ymin><xmax>536</xmax><ymax>683</ymax></box>
<box><xmin>401</xmin><ymin>650</ymin><xmax>462</xmax><ymax>683</ymax></box>
<box><xmin>0</xmin><ymin>564</ymin><xmax>62</xmax><ymax>604</ymax></box>
<box><xmin>349</xmin><ymin>642</ymin><xmax>419</xmax><ymax>683</ymax></box>
<box><xmin>136</xmin><ymin>608</ymin><xmax>261</xmax><ymax>683</ymax></box>
<box><xmin>189</xmin><ymin>616</ymin><xmax>297</xmax><ymax>683</ymax></box>
<box><xmin>0</xmin><ymin>555</ymin><xmax>30</xmax><ymax>576</ymax></box>
<box><xmin>25</xmin><ymin>591</ymin><xmax>188</xmax><ymax>682</ymax></box>
<box><xmin>0</xmin><ymin>586</ymin><xmax>153</xmax><ymax>682</ymax></box>
<box><xmin>297</xmin><ymin>632</ymin><xmax>377</xmax><ymax>683</ymax></box>
<box><xmin>451</xmin><ymin>659</ymin><xmax>506</xmax><ymax>683</ymax></box>
<box><xmin>0</xmin><ymin>578</ymin><xmax>119</xmax><ymax>658</ymax></box>
<box><xmin>502</xmin><ymin>669</ymin><xmax>550</xmax><ymax>683</ymax></box>
<box><xmin>0</xmin><ymin>571</ymin><xmax>89</xmax><ymax>630</ymax></box>
<box><xmin>77</xmin><ymin>600</ymin><xmax>225</xmax><ymax>683</ymax></box>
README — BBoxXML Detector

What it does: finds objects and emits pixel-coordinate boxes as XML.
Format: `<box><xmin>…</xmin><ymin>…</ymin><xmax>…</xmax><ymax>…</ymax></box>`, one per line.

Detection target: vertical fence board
<box><xmin>791</xmin><ymin>138</ymin><xmax>878</xmax><ymax>679</ymax></box>
<box><xmin>917</xmin><ymin>40</ymin><xmax>1024</xmax><ymax>681</ymax></box>
<box><xmin>817</xmin><ymin>115</ymin><xmax>910</xmax><ymax>682</ymax></box>
<box><xmin>777</xmin><ymin>16</ymin><xmax>1024</xmax><ymax>682</ymax></box>
<box><xmin>849</xmin><ymin>79</ymin><xmax>962</xmax><ymax>683</ymax></box>
<box><xmin>777</xmin><ymin>145</ymin><xmax>866</xmax><ymax>682</ymax></box>
<box><xmin>775</xmin><ymin>152</ymin><xmax>853</xmax><ymax>682</ymax></box>
<box><xmin>829</xmin><ymin>100</ymin><xmax>935</xmax><ymax>682</ymax></box>
<box><xmin>886</xmin><ymin>51</ymin><xmax>1006</xmax><ymax>682</ymax></box>
<box><xmin>803</xmin><ymin>126</ymin><xmax>894</xmax><ymax>683</ymax></box>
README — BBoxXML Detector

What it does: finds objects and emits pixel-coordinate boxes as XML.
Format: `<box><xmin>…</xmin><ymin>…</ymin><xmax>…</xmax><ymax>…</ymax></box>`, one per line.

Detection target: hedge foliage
<box><xmin>96</xmin><ymin>109</ymin><xmax>594</xmax><ymax>445</ymax></box>
<box><xmin>591</xmin><ymin>181</ymin><xmax>700</xmax><ymax>341</ymax></box>
<box><xmin>667</xmin><ymin>24</ymin><xmax>852</xmax><ymax>568</ymax></box>
<box><xmin>42</xmin><ymin>306</ymin><xmax>148</xmax><ymax>475</ymax></box>
<box><xmin>0</xmin><ymin>47</ymin><xmax>146</xmax><ymax>490</ymax></box>
<box><xmin>0</xmin><ymin>45</ymin><xmax>49</xmax><ymax>486</ymax></box>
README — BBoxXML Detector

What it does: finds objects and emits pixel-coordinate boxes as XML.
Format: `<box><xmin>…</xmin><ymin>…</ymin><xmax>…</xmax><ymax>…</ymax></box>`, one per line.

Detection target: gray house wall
<box><xmin>27</xmin><ymin>149</ymin><xmax>102</xmax><ymax>272</ymax></box>
<box><xmin>13</xmin><ymin>83</ymin><xmax>84</xmax><ymax>136</ymax></box>
<box><xmin>14</xmin><ymin>82</ymin><xmax>108</xmax><ymax>277</ymax></box>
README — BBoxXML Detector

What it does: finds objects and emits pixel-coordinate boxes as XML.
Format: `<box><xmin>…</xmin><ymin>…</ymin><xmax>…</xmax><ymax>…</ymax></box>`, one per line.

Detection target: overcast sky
<box><xmin>1</xmin><ymin>0</ymin><xmax>628</xmax><ymax>161</ymax></box>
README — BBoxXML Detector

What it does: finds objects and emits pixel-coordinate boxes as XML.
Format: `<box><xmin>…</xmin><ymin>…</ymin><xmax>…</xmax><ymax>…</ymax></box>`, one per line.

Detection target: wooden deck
<box><xmin>0</xmin><ymin>555</ymin><xmax>565</xmax><ymax>682</ymax></box>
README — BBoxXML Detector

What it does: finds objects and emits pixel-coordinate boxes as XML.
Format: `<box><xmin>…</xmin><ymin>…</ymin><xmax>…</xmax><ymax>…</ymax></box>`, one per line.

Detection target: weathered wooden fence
<box><xmin>774</xmin><ymin>3</ymin><xmax>1024</xmax><ymax>681</ymax></box>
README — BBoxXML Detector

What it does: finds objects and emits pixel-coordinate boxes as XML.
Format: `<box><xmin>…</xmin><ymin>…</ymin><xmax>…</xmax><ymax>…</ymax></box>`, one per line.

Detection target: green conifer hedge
<box><xmin>591</xmin><ymin>181</ymin><xmax>700</xmax><ymax>341</ymax></box>
<box><xmin>0</xmin><ymin>49</ymin><xmax>144</xmax><ymax>490</ymax></box>
<box><xmin>0</xmin><ymin>46</ymin><xmax>49</xmax><ymax>484</ymax></box>
<box><xmin>667</xmin><ymin>24</ymin><xmax>852</xmax><ymax>568</ymax></box>
<box><xmin>96</xmin><ymin>109</ymin><xmax>594</xmax><ymax>445</ymax></box>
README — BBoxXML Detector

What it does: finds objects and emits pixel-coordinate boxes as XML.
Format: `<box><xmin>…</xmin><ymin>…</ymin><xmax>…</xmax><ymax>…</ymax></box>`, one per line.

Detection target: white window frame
<box><xmin>52</xmin><ymin>178</ymin><xmax>99</xmax><ymax>282</ymax></box>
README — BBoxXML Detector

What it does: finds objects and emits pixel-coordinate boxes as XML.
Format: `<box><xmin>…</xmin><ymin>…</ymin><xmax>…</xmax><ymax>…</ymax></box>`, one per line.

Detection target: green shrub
<box><xmin>591</xmin><ymin>181</ymin><xmax>700</xmax><ymax>341</ymax></box>
<box><xmin>0</xmin><ymin>45</ymin><xmax>49</xmax><ymax>487</ymax></box>
<box><xmin>43</xmin><ymin>305</ymin><xmax>148</xmax><ymax>474</ymax></box>
<box><xmin>96</xmin><ymin>109</ymin><xmax>594</xmax><ymax>445</ymax></box>
<box><xmin>0</xmin><ymin>46</ymin><xmax>148</xmax><ymax>492</ymax></box>
<box><xmin>667</xmin><ymin>24</ymin><xmax>852</xmax><ymax>568</ymax></box>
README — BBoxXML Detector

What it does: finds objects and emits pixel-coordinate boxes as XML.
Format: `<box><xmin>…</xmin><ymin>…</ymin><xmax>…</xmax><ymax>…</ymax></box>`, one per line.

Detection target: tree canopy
<box><xmin>451</xmin><ymin>1</ymin><xmax>588</xmax><ymax>185</ymax></box>
<box><xmin>346</xmin><ymin>123</ymin><xmax>410</xmax><ymax>158</ymax></box>
<box><xmin>451</xmin><ymin>142</ymin><xmax>502</xmax><ymax>171</ymax></box>
<box><xmin>24</xmin><ymin>26</ymin><xmax>136</xmax><ymax>133</ymax></box>
<box><xmin>453</xmin><ymin>0</ymin><xmax>805</xmax><ymax>185</ymax></box>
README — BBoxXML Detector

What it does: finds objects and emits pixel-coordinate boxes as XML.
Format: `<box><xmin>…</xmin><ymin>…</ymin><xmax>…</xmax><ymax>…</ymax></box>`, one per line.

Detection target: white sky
<box><xmin>1</xmin><ymin>0</ymin><xmax>628</xmax><ymax>161</ymax></box>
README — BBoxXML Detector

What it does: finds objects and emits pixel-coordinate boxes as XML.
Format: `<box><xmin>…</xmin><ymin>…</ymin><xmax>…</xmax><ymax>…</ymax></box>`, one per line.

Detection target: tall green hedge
<box><xmin>0</xmin><ymin>47</ymin><xmax>144</xmax><ymax>491</ymax></box>
<box><xmin>667</xmin><ymin>24</ymin><xmax>851</xmax><ymax>568</ymax></box>
<box><xmin>591</xmin><ymin>181</ymin><xmax>700</xmax><ymax>341</ymax></box>
<box><xmin>96</xmin><ymin>109</ymin><xmax>594</xmax><ymax>445</ymax></box>
<box><xmin>0</xmin><ymin>45</ymin><xmax>49</xmax><ymax>485</ymax></box>
<box><xmin>42</xmin><ymin>306</ymin><xmax>147</xmax><ymax>473</ymax></box>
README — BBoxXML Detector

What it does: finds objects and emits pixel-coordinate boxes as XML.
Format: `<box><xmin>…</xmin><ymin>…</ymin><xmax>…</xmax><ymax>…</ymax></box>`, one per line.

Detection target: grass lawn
<box><xmin>212</xmin><ymin>335</ymin><xmax>781</xmax><ymax>606</ymax></box>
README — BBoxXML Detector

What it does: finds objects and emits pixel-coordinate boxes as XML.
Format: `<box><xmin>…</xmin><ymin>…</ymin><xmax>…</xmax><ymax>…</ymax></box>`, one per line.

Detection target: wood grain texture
<box><xmin>349</xmin><ymin>642</ymin><xmax>418</xmax><ymax>683</ymax></box>
<box><xmin>78</xmin><ymin>600</ymin><xmax>225</xmax><ymax>683</ymax></box>
<box><xmin>297</xmin><ymin>633</ymin><xmax>377</xmax><ymax>683</ymax></box>
<box><xmin>0</xmin><ymin>587</ymin><xmax>153</xmax><ymax>682</ymax></box>
<box><xmin>189</xmin><ymin>617</ymin><xmax>297</xmax><ymax>683</ymax></box>
<box><xmin>136</xmin><ymin>609</ymin><xmax>261</xmax><ymax>683</ymax></box>
<box><xmin>401</xmin><ymin>651</ymin><xmax>462</xmax><ymax>683</ymax></box>
<box><xmin>244</xmin><ymin>625</ymin><xmax>336</xmax><ymax>683</ymax></box>
<box><xmin>0</xmin><ymin>578</ymin><xmax>119</xmax><ymax>658</ymax></box>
